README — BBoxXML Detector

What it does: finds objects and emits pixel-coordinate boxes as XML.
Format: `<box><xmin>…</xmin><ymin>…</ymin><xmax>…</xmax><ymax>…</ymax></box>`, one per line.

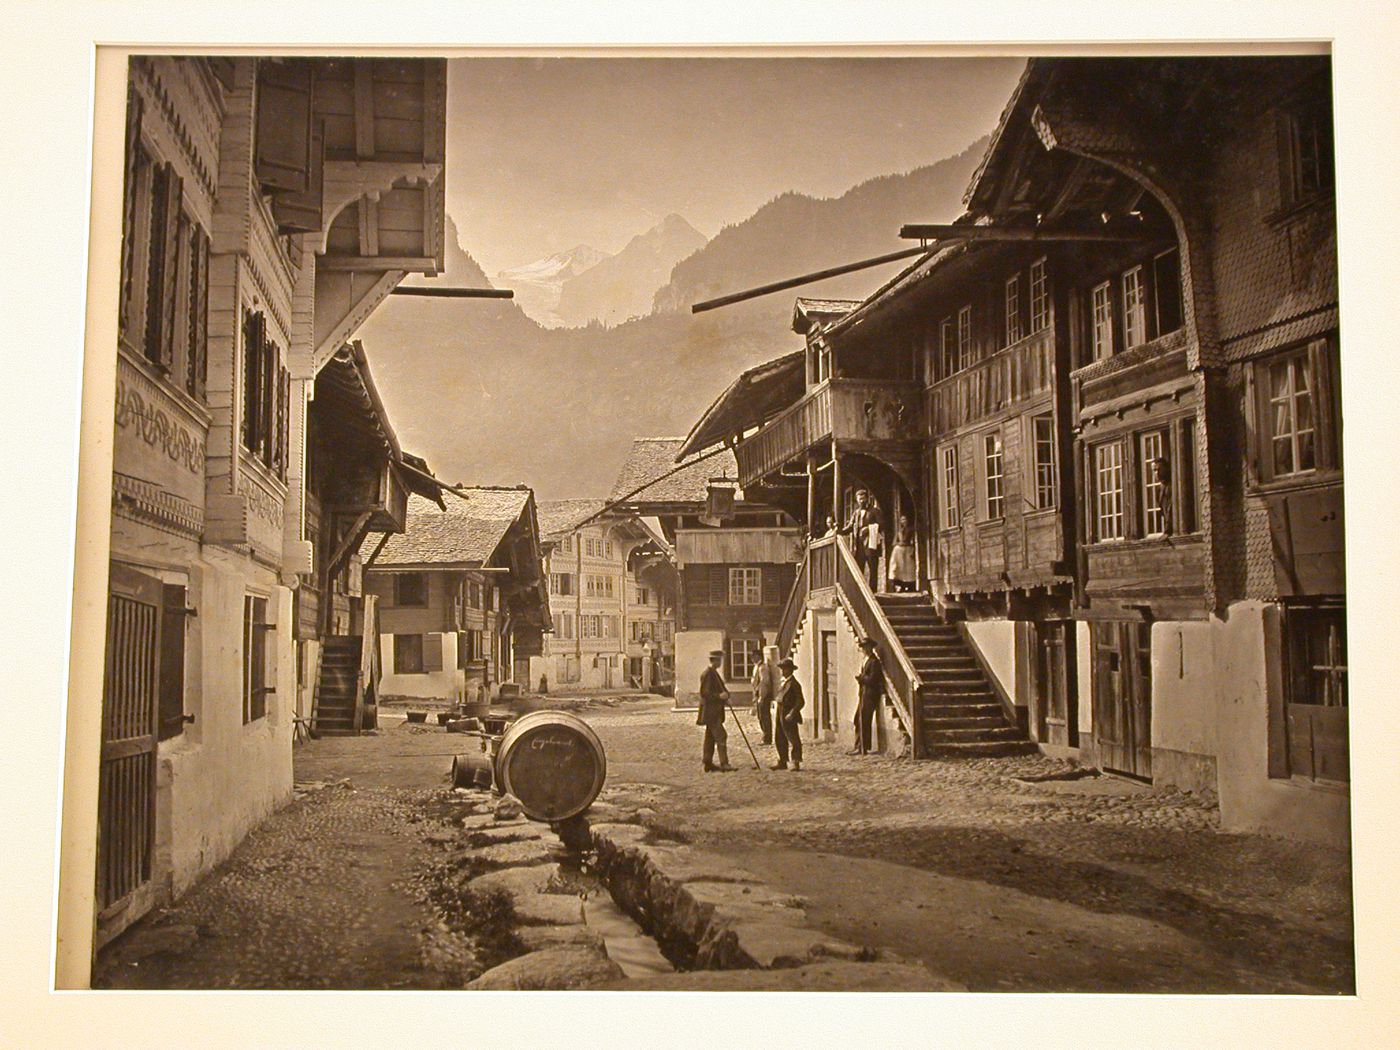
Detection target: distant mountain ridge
<box><xmin>357</xmin><ymin>137</ymin><xmax>988</xmax><ymax>500</ymax></box>
<box><xmin>555</xmin><ymin>214</ymin><xmax>706</xmax><ymax>328</ymax></box>
<box><xmin>497</xmin><ymin>244</ymin><xmax>609</xmax><ymax>327</ymax></box>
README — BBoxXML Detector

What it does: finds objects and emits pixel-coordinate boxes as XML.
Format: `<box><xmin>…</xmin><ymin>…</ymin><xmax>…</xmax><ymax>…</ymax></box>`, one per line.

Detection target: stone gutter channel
<box><xmin>435</xmin><ymin>795</ymin><xmax>941</xmax><ymax>990</ymax></box>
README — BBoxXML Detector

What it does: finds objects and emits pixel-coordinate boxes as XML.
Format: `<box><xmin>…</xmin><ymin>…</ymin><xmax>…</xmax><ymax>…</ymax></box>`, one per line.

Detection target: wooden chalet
<box><xmin>683</xmin><ymin>56</ymin><xmax>1343</xmax><ymax>845</ymax></box>
<box><xmin>362</xmin><ymin>488</ymin><xmax>550</xmax><ymax>707</ymax></box>
<box><xmin>65</xmin><ymin>54</ymin><xmax>447</xmax><ymax>972</ymax></box>
<box><xmin>607</xmin><ymin>438</ymin><xmax>802</xmax><ymax>706</ymax></box>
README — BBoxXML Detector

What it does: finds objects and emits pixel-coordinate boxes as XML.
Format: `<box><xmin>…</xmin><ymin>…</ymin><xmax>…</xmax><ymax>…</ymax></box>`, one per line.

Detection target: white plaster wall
<box><xmin>379</xmin><ymin>631</ymin><xmax>462</xmax><ymax>701</ymax></box>
<box><xmin>1213</xmin><ymin>602</ymin><xmax>1350</xmax><ymax>847</ymax></box>
<box><xmin>1076</xmin><ymin>621</ymin><xmax>1094</xmax><ymax>738</ymax></box>
<box><xmin>964</xmin><ymin>619</ymin><xmax>1017</xmax><ymax>700</ymax></box>
<box><xmin>675</xmin><ymin>629</ymin><xmax>724</xmax><ymax>707</ymax></box>
<box><xmin>1152</xmin><ymin>621</ymin><xmax>1218</xmax><ymax>757</ymax></box>
<box><xmin>161</xmin><ymin>554</ymin><xmax>294</xmax><ymax>897</ymax></box>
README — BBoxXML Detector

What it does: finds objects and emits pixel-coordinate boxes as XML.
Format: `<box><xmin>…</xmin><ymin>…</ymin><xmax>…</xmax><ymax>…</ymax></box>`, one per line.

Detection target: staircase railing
<box><xmin>809</xmin><ymin>535</ymin><xmax>837</xmax><ymax>591</ymax></box>
<box><xmin>308</xmin><ymin>642</ymin><xmax>327</xmax><ymax>738</ymax></box>
<box><xmin>776</xmin><ymin>547</ymin><xmax>810</xmax><ymax>658</ymax></box>
<box><xmin>832</xmin><ymin>534</ymin><xmax>924</xmax><ymax>757</ymax></box>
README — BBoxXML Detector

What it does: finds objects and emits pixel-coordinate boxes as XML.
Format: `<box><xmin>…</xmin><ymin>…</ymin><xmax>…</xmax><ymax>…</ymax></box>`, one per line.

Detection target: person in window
<box><xmin>750</xmin><ymin>645</ymin><xmax>778</xmax><ymax>746</ymax></box>
<box><xmin>822</xmin><ymin>514</ymin><xmax>838</xmax><ymax>538</ymax></box>
<box><xmin>851</xmin><ymin>637</ymin><xmax>884</xmax><ymax>754</ymax></box>
<box><xmin>698</xmin><ymin>650</ymin><xmax>735</xmax><ymax>772</ymax></box>
<box><xmin>890</xmin><ymin>514</ymin><xmax>917</xmax><ymax>592</ymax></box>
<box><xmin>772</xmin><ymin>658</ymin><xmax>805</xmax><ymax>771</ymax></box>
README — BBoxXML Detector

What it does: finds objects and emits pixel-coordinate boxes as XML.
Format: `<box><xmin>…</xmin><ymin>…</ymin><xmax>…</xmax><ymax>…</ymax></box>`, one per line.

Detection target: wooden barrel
<box><xmin>494</xmin><ymin>711</ymin><xmax>606</xmax><ymax>822</ymax></box>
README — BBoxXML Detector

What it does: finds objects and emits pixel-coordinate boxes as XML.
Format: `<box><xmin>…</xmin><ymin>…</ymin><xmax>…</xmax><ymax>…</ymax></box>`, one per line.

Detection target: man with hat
<box><xmin>772</xmin><ymin>657</ymin><xmax>805</xmax><ymax>771</ymax></box>
<box><xmin>750</xmin><ymin>645</ymin><xmax>779</xmax><ymax>745</ymax></box>
<box><xmin>851</xmin><ymin>637</ymin><xmax>884</xmax><ymax>755</ymax></box>
<box><xmin>698</xmin><ymin>650</ymin><xmax>735</xmax><ymax>772</ymax></box>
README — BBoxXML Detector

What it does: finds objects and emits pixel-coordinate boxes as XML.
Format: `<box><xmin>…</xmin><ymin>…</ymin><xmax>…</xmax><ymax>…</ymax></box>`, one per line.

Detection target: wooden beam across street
<box><xmin>390</xmin><ymin>286</ymin><xmax>515</xmax><ymax>298</ymax></box>
<box><xmin>691</xmin><ymin>245</ymin><xmax>932</xmax><ymax>313</ymax></box>
<box><xmin>897</xmin><ymin>223</ymin><xmax>1147</xmax><ymax>242</ymax></box>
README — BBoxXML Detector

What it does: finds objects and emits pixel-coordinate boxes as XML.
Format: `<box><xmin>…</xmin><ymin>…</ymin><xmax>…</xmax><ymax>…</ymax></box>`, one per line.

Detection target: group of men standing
<box><xmin>695</xmin><ymin>637</ymin><xmax>886</xmax><ymax>772</ymax></box>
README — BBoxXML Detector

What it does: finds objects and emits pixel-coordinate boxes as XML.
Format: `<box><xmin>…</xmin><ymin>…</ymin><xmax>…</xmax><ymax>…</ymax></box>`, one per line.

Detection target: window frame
<box><xmin>957</xmin><ymin>305</ymin><xmax>973</xmax><ymax>371</ymax></box>
<box><xmin>1004</xmin><ymin>274</ymin><xmax>1023</xmax><ymax>347</ymax></box>
<box><xmin>1092</xmin><ymin>440</ymin><xmax>1127</xmax><ymax>542</ymax></box>
<box><xmin>1121</xmin><ymin>265</ymin><xmax>1147</xmax><ymax>350</ymax></box>
<box><xmin>1138</xmin><ymin>428</ymin><xmax>1171</xmax><ymax>537</ymax></box>
<box><xmin>1250</xmin><ymin>337</ymin><xmax>1340</xmax><ymax>486</ymax></box>
<box><xmin>1273</xmin><ymin>602</ymin><xmax>1348</xmax><ymax>784</ymax></box>
<box><xmin>242</xmin><ymin>594</ymin><xmax>272</xmax><ymax>722</ymax></box>
<box><xmin>728</xmin><ymin>567</ymin><xmax>763</xmax><ymax>606</ymax></box>
<box><xmin>1029</xmin><ymin>258</ymin><xmax>1050</xmax><ymax>333</ymax></box>
<box><xmin>728</xmin><ymin>637</ymin><xmax>762</xmax><ymax>682</ymax></box>
<box><xmin>939</xmin><ymin>317</ymin><xmax>956</xmax><ymax>378</ymax></box>
<box><xmin>1090</xmin><ymin>280</ymin><xmax>1115</xmax><ymax>361</ymax></box>
<box><xmin>1031</xmin><ymin>413</ymin><xmax>1058</xmax><ymax>511</ymax></box>
<box><xmin>938</xmin><ymin>443</ymin><xmax>960</xmax><ymax>531</ymax></box>
<box><xmin>394</xmin><ymin>572</ymin><xmax>428</xmax><ymax>608</ymax></box>
<box><xmin>393</xmin><ymin>633</ymin><xmax>425</xmax><ymax>675</ymax></box>
<box><xmin>982</xmin><ymin>432</ymin><xmax>1005</xmax><ymax>522</ymax></box>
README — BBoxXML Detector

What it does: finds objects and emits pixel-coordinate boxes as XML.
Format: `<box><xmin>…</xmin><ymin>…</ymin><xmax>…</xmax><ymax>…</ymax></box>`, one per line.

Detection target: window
<box><xmin>1267</xmin><ymin>350</ymin><xmax>1317</xmax><ymax>477</ymax></box>
<box><xmin>1276</xmin><ymin>604</ymin><xmax>1348</xmax><ymax>783</ymax></box>
<box><xmin>242</xmin><ymin>595</ymin><xmax>272</xmax><ymax>722</ymax></box>
<box><xmin>983</xmin><ymin>433</ymin><xmax>1004</xmax><ymax>521</ymax></box>
<box><xmin>729</xmin><ymin>567</ymin><xmax>762</xmax><ymax>605</ymax></box>
<box><xmin>939</xmin><ymin>445</ymin><xmax>959</xmax><ymax>530</ymax></box>
<box><xmin>1139</xmin><ymin>430</ymin><xmax>1170</xmax><ymax>536</ymax></box>
<box><xmin>1032</xmin><ymin>414</ymin><xmax>1057</xmax><ymax>510</ymax></box>
<box><xmin>1122</xmin><ymin>266</ymin><xmax>1147</xmax><ymax>349</ymax></box>
<box><xmin>1029</xmin><ymin>258</ymin><xmax>1050</xmax><ymax>333</ymax></box>
<box><xmin>560</xmin><ymin>535</ymin><xmax>572</xmax><ymax>554</ymax></box>
<box><xmin>729</xmin><ymin>637</ymin><xmax>762</xmax><ymax>681</ymax></box>
<box><xmin>556</xmin><ymin>612</ymin><xmax>573</xmax><ymax>640</ymax></box>
<box><xmin>1090</xmin><ymin>281</ymin><xmax>1114</xmax><ymax>361</ymax></box>
<box><xmin>637</xmin><ymin>586</ymin><xmax>650</xmax><ymax>605</ymax></box>
<box><xmin>550</xmin><ymin>572</ymin><xmax>574</xmax><ymax>596</ymax></box>
<box><xmin>1004</xmin><ymin>275</ymin><xmax>1023</xmax><ymax>347</ymax></box>
<box><xmin>119</xmin><ymin>92</ymin><xmax>211</xmax><ymax>402</ymax></box>
<box><xmin>939</xmin><ymin>317</ymin><xmax>956</xmax><ymax>377</ymax></box>
<box><xmin>585</xmin><ymin>574</ymin><xmax>614</xmax><ymax>598</ymax></box>
<box><xmin>1152</xmin><ymin>248</ymin><xmax>1183</xmax><ymax>337</ymax></box>
<box><xmin>240</xmin><ymin>309</ymin><xmax>290</xmax><ymax>479</ymax></box>
<box><xmin>1094</xmin><ymin>442</ymin><xmax>1126</xmax><ymax>540</ymax></box>
<box><xmin>812</xmin><ymin>332</ymin><xmax>832</xmax><ymax>385</ymax></box>
<box><xmin>394</xmin><ymin>573</ymin><xmax>428</xmax><ymax>607</ymax></box>
<box><xmin>1178</xmin><ymin>419</ymin><xmax>1198</xmax><ymax>535</ymax></box>
<box><xmin>957</xmin><ymin>305</ymin><xmax>973</xmax><ymax>370</ymax></box>
<box><xmin>393</xmin><ymin>634</ymin><xmax>424</xmax><ymax>674</ymax></box>
<box><xmin>605</xmin><ymin>540</ymin><xmax>614</xmax><ymax>559</ymax></box>
<box><xmin>1279</xmin><ymin>99</ymin><xmax>1334</xmax><ymax>208</ymax></box>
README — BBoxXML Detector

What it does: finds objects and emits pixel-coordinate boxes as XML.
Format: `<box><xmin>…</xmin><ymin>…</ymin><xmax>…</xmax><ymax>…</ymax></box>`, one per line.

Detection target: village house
<box><xmin>363</xmin><ymin>488</ymin><xmax>550</xmax><ymax>707</ymax></box>
<box><xmin>78</xmin><ymin>54</ymin><xmax>448</xmax><ymax>955</ymax></box>
<box><xmin>531</xmin><ymin>500</ymin><xmax>675</xmax><ymax>692</ymax></box>
<box><xmin>681</xmin><ymin>55</ymin><xmax>1343</xmax><ymax>845</ymax></box>
<box><xmin>608</xmin><ymin>437</ymin><xmax>803</xmax><ymax>706</ymax></box>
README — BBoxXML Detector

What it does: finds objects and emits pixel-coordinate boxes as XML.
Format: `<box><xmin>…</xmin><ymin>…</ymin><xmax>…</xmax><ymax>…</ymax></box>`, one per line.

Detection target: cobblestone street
<box><xmin>95</xmin><ymin>694</ymin><xmax>1353</xmax><ymax>993</ymax></box>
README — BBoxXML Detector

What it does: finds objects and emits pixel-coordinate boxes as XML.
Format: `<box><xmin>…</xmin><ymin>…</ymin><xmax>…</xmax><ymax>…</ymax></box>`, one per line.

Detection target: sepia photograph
<box><xmin>8</xmin><ymin>4</ymin><xmax>1395</xmax><ymax>1045</ymax></box>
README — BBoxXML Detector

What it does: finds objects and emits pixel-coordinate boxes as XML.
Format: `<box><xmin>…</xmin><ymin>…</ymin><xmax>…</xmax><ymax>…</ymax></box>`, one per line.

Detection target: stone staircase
<box><xmin>312</xmin><ymin>635</ymin><xmax>362</xmax><ymax>736</ymax></box>
<box><xmin>874</xmin><ymin>595</ymin><xmax>1036</xmax><ymax>758</ymax></box>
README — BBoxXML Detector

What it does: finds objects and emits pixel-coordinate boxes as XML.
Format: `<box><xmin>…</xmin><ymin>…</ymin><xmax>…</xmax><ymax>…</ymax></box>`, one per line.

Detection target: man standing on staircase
<box><xmin>851</xmin><ymin>637</ymin><xmax>884</xmax><ymax>755</ymax></box>
<box><xmin>698</xmin><ymin>650</ymin><xmax>735</xmax><ymax>772</ymax></box>
<box><xmin>843</xmin><ymin>489</ymin><xmax>882</xmax><ymax>592</ymax></box>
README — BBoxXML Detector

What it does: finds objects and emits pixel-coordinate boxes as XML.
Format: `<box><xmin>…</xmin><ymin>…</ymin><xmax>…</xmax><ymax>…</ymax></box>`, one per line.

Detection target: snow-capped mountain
<box><xmin>555</xmin><ymin>214</ymin><xmax>706</xmax><ymax>328</ymax></box>
<box><xmin>497</xmin><ymin>244</ymin><xmax>609</xmax><ymax>327</ymax></box>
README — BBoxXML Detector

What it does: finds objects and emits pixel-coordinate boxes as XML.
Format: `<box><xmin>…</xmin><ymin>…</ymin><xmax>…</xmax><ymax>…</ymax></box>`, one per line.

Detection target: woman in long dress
<box><xmin>890</xmin><ymin>514</ymin><xmax>917</xmax><ymax>592</ymax></box>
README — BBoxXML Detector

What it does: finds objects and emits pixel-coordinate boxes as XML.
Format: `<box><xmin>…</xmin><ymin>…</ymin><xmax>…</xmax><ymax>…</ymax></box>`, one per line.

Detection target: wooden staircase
<box><xmin>312</xmin><ymin>635</ymin><xmax>362</xmax><ymax>736</ymax></box>
<box><xmin>874</xmin><ymin>595</ymin><xmax>1036</xmax><ymax>758</ymax></box>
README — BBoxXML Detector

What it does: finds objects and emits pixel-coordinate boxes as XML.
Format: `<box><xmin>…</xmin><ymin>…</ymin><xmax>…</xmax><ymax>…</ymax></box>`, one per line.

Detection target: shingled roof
<box><xmin>535</xmin><ymin>498</ymin><xmax>607</xmax><ymax>541</ymax></box>
<box><xmin>366</xmin><ymin>488</ymin><xmax>532</xmax><ymax>567</ymax></box>
<box><xmin>607</xmin><ymin>437</ymin><xmax>741</xmax><ymax>507</ymax></box>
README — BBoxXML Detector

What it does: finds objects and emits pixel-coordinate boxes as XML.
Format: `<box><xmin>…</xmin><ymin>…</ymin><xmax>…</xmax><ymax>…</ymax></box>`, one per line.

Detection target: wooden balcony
<box><xmin>735</xmin><ymin>379</ymin><xmax>922</xmax><ymax>487</ymax></box>
<box><xmin>927</xmin><ymin>327</ymin><xmax>1055</xmax><ymax>435</ymax></box>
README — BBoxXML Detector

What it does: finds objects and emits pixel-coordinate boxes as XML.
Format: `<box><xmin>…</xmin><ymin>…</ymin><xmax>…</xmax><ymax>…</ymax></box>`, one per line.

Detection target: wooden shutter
<box><xmin>144</xmin><ymin>164</ymin><xmax>181</xmax><ymax>370</ymax></box>
<box><xmin>158</xmin><ymin>584</ymin><xmax>188</xmax><ymax>741</ymax></box>
<box><xmin>272</xmin><ymin>118</ymin><xmax>325</xmax><ymax>234</ymax></box>
<box><xmin>242</xmin><ymin>311</ymin><xmax>262</xmax><ymax>449</ymax></box>
<box><xmin>119</xmin><ymin>85</ymin><xmax>143</xmax><ymax>341</ymax></box>
<box><xmin>711</xmin><ymin>565</ymin><xmax>729</xmax><ymax>605</ymax></box>
<box><xmin>186</xmin><ymin>228</ymin><xmax>209</xmax><ymax>401</ymax></box>
<box><xmin>259</xmin><ymin>339</ymin><xmax>275</xmax><ymax>466</ymax></box>
<box><xmin>762</xmin><ymin>567</ymin><xmax>779</xmax><ymax>606</ymax></box>
<box><xmin>276</xmin><ymin>364</ymin><xmax>289</xmax><ymax>478</ymax></box>
<box><xmin>255</xmin><ymin>59</ymin><xmax>315</xmax><ymax>194</ymax></box>
<box><xmin>423</xmin><ymin>632</ymin><xmax>444</xmax><ymax>673</ymax></box>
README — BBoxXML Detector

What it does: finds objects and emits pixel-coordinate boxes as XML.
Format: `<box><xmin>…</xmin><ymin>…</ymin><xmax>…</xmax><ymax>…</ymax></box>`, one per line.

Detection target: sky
<box><xmin>446</xmin><ymin>56</ymin><xmax>1026</xmax><ymax>276</ymax></box>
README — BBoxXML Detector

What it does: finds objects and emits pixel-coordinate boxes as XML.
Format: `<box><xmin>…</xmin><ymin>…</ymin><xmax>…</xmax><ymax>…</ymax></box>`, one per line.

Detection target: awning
<box><xmin>676</xmin><ymin>349</ymin><xmax>806</xmax><ymax>460</ymax></box>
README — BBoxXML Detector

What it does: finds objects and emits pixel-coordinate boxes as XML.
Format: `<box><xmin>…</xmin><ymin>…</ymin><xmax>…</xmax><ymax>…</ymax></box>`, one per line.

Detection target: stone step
<box><xmin>924</xmin><ymin>740</ymin><xmax>1039</xmax><ymax>758</ymax></box>
<box><xmin>925</xmin><ymin>725</ymin><xmax>1023</xmax><ymax>743</ymax></box>
<box><xmin>922</xmin><ymin>714</ymin><xmax>1008</xmax><ymax>731</ymax></box>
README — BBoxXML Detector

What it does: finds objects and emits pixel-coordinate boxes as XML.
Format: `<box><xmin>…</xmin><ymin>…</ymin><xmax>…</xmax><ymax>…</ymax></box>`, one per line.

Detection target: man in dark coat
<box><xmin>842</xmin><ymin>489</ymin><xmax>882</xmax><ymax>591</ymax></box>
<box><xmin>771</xmin><ymin>657</ymin><xmax>805</xmax><ymax>771</ymax></box>
<box><xmin>851</xmin><ymin>637</ymin><xmax>884</xmax><ymax>754</ymax></box>
<box><xmin>697</xmin><ymin>650</ymin><xmax>734</xmax><ymax>772</ymax></box>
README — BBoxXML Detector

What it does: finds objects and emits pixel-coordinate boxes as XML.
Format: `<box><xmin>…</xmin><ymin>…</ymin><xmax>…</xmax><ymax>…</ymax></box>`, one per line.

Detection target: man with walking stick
<box><xmin>698</xmin><ymin>650</ymin><xmax>736</xmax><ymax>772</ymax></box>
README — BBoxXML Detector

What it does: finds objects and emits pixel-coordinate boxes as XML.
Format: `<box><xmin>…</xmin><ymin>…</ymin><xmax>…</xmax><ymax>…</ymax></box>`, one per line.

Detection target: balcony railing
<box><xmin>927</xmin><ymin>327</ymin><xmax>1054</xmax><ymax>434</ymax></box>
<box><xmin>735</xmin><ymin>379</ymin><xmax>922</xmax><ymax>487</ymax></box>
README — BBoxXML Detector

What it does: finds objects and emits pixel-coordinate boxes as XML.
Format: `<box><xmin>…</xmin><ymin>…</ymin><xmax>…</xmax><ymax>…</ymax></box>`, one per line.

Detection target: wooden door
<box><xmin>1092</xmin><ymin>621</ymin><xmax>1152</xmax><ymax>780</ymax></box>
<box><xmin>819</xmin><ymin>631</ymin><xmax>837</xmax><ymax>732</ymax></box>
<box><xmin>1029</xmin><ymin>621</ymin><xmax>1077</xmax><ymax>747</ymax></box>
<box><xmin>98</xmin><ymin>564</ymin><xmax>162</xmax><ymax>919</ymax></box>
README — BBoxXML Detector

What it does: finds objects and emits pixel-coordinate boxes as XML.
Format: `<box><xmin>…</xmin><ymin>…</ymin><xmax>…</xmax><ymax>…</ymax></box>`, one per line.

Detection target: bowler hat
<box><xmin>859</xmin><ymin>637</ymin><xmax>878</xmax><ymax>650</ymax></box>
<box><xmin>708</xmin><ymin>650</ymin><xmax>724</xmax><ymax>659</ymax></box>
<box><xmin>777</xmin><ymin>658</ymin><xmax>797</xmax><ymax>672</ymax></box>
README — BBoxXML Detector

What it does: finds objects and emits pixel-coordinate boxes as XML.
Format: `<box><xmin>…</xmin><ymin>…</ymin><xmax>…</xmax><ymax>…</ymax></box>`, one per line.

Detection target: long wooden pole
<box><xmin>691</xmin><ymin>246</ymin><xmax>932</xmax><ymax>314</ymax></box>
<box><xmin>898</xmin><ymin>224</ymin><xmax>1146</xmax><ymax>242</ymax></box>
<box><xmin>390</xmin><ymin>286</ymin><xmax>514</xmax><ymax>298</ymax></box>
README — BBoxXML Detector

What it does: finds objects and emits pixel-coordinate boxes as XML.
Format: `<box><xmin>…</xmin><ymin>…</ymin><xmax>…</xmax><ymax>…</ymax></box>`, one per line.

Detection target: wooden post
<box><xmin>806</xmin><ymin>451</ymin><xmax>817</xmax><ymax>535</ymax></box>
<box><xmin>832</xmin><ymin>444</ymin><xmax>843</xmax><ymax>530</ymax></box>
